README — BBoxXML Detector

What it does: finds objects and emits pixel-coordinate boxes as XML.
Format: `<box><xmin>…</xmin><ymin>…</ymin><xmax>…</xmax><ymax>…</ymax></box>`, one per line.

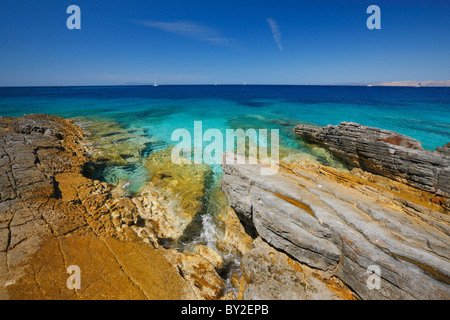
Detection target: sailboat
<box><xmin>153</xmin><ymin>80</ymin><xmax>158</xmax><ymax>87</ymax></box>
<box><xmin>243</xmin><ymin>81</ymin><xmax>247</xmax><ymax>86</ymax></box>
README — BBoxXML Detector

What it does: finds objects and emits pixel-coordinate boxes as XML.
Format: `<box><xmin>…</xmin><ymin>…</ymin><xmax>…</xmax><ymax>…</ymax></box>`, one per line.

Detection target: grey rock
<box><xmin>436</xmin><ymin>143</ymin><xmax>450</xmax><ymax>155</ymax></box>
<box><xmin>295</xmin><ymin>122</ymin><xmax>450</xmax><ymax>198</ymax></box>
<box><xmin>240</xmin><ymin>238</ymin><xmax>352</xmax><ymax>300</ymax></box>
<box><xmin>221</xmin><ymin>153</ymin><xmax>450</xmax><ymax>299</ymax></box>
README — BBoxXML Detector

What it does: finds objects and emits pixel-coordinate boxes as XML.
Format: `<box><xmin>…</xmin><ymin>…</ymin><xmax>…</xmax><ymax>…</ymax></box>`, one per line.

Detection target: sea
<box><xmin>1</xmin><ymin>85</ymin><xmax>449</xmax><ymax>150</ymax></box>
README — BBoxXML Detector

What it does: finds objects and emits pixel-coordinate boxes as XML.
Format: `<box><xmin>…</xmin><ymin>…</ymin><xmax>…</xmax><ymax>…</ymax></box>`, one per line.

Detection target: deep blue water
<box><xmin>1</xmin><ymin>85</ymin><xmax>449</xmax><ymax>150</ymax></box>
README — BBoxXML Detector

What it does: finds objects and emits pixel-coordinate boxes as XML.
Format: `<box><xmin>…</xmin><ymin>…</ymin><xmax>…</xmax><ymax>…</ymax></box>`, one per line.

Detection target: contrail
<box><xmin>267</xmin><ymin>18</ymin><xmax>282</xmax><ymax>51</ymax></box>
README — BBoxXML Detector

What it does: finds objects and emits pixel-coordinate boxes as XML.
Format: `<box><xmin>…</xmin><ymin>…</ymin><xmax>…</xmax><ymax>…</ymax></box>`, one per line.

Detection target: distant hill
<box><xmin>371</xmin><ymin>80</ymin><xmax>450</xmax><ymax>87</ymax></box>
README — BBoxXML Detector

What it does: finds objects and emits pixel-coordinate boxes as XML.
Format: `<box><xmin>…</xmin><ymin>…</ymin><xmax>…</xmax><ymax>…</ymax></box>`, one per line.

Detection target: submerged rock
<box><xmin>136</xmin><ymin>147</ymin><xmax>213</xmax><ymax>243</ymax></box>
<box><xmin>144</xmin><ymin>147</ymin><xmax>210</xmax><ymax>219</ymax></box>
<box><xmin>77</xmin><ymin>118</ymin><xmax>156</xmax><ymax>167</ymax></box>
<box><xmin>221</xmin><ymin>153</ymin><xmax>450</xmax><ymax>300</ymax></box>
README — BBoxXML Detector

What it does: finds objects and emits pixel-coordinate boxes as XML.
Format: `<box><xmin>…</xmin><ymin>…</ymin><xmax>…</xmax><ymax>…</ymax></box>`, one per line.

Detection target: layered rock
<box><xmin>221</xmin><ymin>153</ymin><xmax>450</xmax><ymax>299</ymax></box>
<box><xmin>0</xmin><ymin>114</ymin><xmax>227</xmax><ymax>300</ymax></box>
<box><xmin>295</xmin><ymin>122</ymin><xmax>450</xmax><ymax>200</ymax></box>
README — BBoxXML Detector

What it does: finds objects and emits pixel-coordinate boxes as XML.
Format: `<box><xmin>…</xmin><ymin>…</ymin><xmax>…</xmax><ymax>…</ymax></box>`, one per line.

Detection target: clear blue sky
<box><xmin>0</xmin><ymin>0</ymin><xmax>449</xmax><ymax>86</ymax></box>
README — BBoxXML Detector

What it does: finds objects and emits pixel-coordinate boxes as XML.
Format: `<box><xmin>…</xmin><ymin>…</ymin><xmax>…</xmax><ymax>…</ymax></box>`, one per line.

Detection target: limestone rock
<box><xmin>295</xmin><ymin>122</ymin><xmax>450</xmax><ymax>199</ymax></box>
<box><xmin>190</xmin><ymin>244</ymin><xmax>224</xmax><ymax>271</ymax></box>
<box><xmin>221</xmin><ymin>153</ymin><xmax>450</xmax><ymax>300</ymax></box>
<box><xmin>437</xmin><ymin>143</ymin><xmax>450</xmax><ymax>155</ymax></box>
<box><xmin>239</xmin><ymin>238</ymin><xmax>356</xmax><ymax>300</ymax></box>
<box><xmin>216</xmin><ymin>207</ymin><xmax>253</xmax><ymax>258</ymax></box>
<box><xmin>165</xmin><ymin>248</ymin><xmax>226</xmax><ymax>300</ymax></box>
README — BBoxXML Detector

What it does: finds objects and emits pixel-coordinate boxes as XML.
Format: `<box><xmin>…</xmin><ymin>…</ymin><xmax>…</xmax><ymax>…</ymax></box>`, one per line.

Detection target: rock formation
<box><xmin>295</xmin><ymin>122</ymin><xmax>450</xmax><ymax>203</ymax></box>
<box><xmin>238</xmin><ymin>237</ymin><xmax>356</xmax><ymax>300</ymax></box>
<box><xmin>221</xmin><ymin>153</ymin><xmax>450</xmax><ymax>299</ymax></box>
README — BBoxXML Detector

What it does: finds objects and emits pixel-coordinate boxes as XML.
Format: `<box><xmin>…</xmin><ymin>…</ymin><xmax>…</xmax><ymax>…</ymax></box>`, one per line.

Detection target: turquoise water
<box><xmin>1</xmin><ymin>85</ymin><xmax>449</xmax><ymax>151</ymax></box>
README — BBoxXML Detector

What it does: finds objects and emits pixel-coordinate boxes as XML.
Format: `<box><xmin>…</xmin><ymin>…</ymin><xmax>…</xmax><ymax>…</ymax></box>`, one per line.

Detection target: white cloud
<box><xmin>135</xmin><ymin>20</ymin><xmax>239</xmax><ymax>48</ymax></box>
<box><xmin>267</xmin><ymin>18</ymin><xmax>282</xmax><ymax>52</ymax></box>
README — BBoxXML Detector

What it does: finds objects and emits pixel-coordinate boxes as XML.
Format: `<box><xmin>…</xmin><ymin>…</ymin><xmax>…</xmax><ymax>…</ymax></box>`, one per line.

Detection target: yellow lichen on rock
<box><xmin>216</xmin><ymin>207</ymin><xmax>253</xmax><ymax>258</ymax></box>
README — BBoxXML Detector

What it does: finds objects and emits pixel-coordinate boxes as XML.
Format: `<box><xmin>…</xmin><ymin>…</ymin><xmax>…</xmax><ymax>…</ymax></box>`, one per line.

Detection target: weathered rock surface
<box><xmin>165</xmin><ymin>246</ymin><xmax>226</xmax><ymax>300</ymax></box>
<box><xmin>436</xmin><ymin>143</ymin><xmax>450</xmax><ymax>156</ymax></box>
<box><xmin>216</xmin><ymin>207</ymin><xmax>253</xmax><ymax>259</ymax></box>
<box><xmin>221</xmin><ymin>153</ymin><xmax>450</xmax><ymax>299</ymax></box>
<box><xmin>0</xmin><ymin>114</ymin><xmax>227</xmax><ymax>300</ymax></box>
<box><xmin>238</xmin><ymin>237</ymin><xmax>356</xmax><ymax>300</ymax></box>
<box><xmin>295</xmin><ymin>122</ymin><xmax>450</xmax><ymax>200</ymax></box>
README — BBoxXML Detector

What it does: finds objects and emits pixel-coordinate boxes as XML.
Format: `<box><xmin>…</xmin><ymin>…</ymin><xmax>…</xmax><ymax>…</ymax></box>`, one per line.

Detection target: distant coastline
<box><xmin>123</xmin><ymin>81</ymin><xmax>450</xmax><ymax>87</ymax></box>
<box><xmin>2</xmin><ymin>81</ymin><xmax>450</xmax><ymax>88</ymax></box>
<box><xmin>369</xmin><ymin>80</ymin><xmax>450</xmax><ymax>87</ymax></box>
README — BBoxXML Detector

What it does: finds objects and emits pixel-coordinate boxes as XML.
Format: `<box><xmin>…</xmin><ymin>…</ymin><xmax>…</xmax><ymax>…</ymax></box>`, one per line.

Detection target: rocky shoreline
<box><xmin>223</xmin><ymin>122</ymin><xmax>449</xmax><ymax>299</ymax></box>
<box><xmin>221</xmin><ymin>153</ymin><xmax>449</xmax><ymax>299</ymax></box>
<box><xmin>0</xmin><ymin>114</ymin><xmax>240</xmax><ymax>299</ymax></box>
<box><xmin>1</xmin><ymin>114</ymin><xmax>449</xmax><ymax>300</ymax></box>
<box><xmin>295</xmin><ymin>122</ymin><xmax>450</xmax><ymax>207</ymax></box>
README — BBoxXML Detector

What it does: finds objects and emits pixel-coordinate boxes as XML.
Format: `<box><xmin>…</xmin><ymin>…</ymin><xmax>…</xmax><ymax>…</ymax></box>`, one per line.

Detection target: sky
<box><xmin>0</xmin><ymin>0</ymin><xmax>449</xmax><ymax>86</ymax></box>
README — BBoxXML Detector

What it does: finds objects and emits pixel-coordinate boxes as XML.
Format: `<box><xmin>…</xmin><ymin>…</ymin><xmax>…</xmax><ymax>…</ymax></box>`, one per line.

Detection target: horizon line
<box><xmin>1</xmin><ymin>83</ymin><xmax>450</xmax><ymax>88</ymax></box>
